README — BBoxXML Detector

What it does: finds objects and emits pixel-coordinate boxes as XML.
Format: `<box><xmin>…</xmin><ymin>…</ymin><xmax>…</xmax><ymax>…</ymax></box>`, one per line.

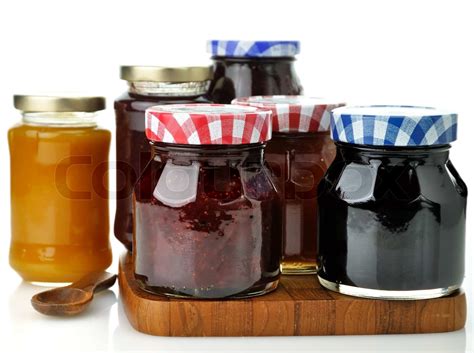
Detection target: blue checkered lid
<box><xmin>331</xmin><ymin>105</ymin><xmax>458</xmax><ymax>146</ymax></box>
<box><xmin>207</xmin><ymin>40</ymin><xmax>300</xmax><ymax>58</ymax></box>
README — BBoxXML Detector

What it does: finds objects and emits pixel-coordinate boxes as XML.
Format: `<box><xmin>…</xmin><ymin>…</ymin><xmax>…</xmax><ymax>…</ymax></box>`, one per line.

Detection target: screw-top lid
<box><xmin>331</xmin><ymin>105</ymin><xmax>458</xmax><ymax>146</ymax></box>
<box><xmin>145</xmin><ymin>104</ymin><xmax>272</xmax><ymax>145</ymax></box>
<box><xmin>207</xmin><ymin>40</ymin><xmax>300</xmax><ymax>58</ymax></box>
<box><xmin>232</xmin><ymin>96</ymin><xmax>345</xmax><ymax>133</ymax></box>
<box><xmin>120</xmin><ymin>66</ymin><xmax>213</xmax><ymax>82</ymax></box>
<box><xmin>14</xmin><ymin>95</ymin><xmax>105</xmax><ymax>113</ymax></box>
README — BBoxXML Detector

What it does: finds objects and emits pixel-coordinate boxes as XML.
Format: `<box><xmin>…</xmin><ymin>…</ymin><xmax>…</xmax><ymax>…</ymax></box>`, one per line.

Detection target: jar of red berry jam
<box><xmin>207</xmin><ymin>40</ymin><xmax>303</xmax><ymax>103</ymax></box>
<box><xmin>115</xmin><ymin>66</ymin><xmax>211</xmax><ymax>250</ymax></box>
<box><xmin>134</xmin><ymin>104</ymin><xmax>282</xmax><ymax>299</ymax></box>
<box><xmin>233</xmin><ymin>96</ymin><xmax>345</xmax><ymax>274</ymax></box>
<box><xmin>318</xmin><ymin>105</ymin><xmax>466</xmax><ymax>300</ymax></box>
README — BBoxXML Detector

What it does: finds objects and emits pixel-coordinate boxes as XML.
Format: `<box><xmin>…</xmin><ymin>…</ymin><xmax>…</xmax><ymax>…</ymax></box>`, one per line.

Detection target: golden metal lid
<box><xmin>13</xmin><ymin>95</ymin><xmax>106</xmax><ymax>113</ymax></box>
<box><xmin>120</xmin><ymin>66</ymin><xmax>213</xmax><ymax>83</ymax></box>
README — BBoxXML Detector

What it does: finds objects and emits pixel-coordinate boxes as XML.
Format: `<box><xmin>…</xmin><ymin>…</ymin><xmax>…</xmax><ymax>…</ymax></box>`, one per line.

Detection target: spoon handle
<box><xmin>69</xmin><ymin>271</ymin><xmax>117</xmax><ymax>293</ymax></box>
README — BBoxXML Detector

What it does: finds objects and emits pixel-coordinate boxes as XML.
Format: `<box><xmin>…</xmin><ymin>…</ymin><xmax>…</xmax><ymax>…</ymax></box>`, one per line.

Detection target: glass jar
<box><xmin>134</xmin><ymin>104</ymin><xmax>281</xmax><ymax>299</ymax></box>
<box><xmin>207</xmin><ymin>40</ymin><xmax>303</xmax><ymax>103</ymax></box>
<box><xmin>9</xmin><ymin>95</ymin><xmax>112</xmax><ymax>283</ymax></box>
<box><xmin>115</xmin><ymin>66</ymin><xmax>212</xmax><ymax>250</ymax></box>
<box><xmin>318</xmin><ymin>105</ymin><xmax>466</xmax><ymax>300</ymax></box>
<box><xmin>233</xmin><ymin>96</ymin><xmax>344</xmax><ymax>274</ymax></box>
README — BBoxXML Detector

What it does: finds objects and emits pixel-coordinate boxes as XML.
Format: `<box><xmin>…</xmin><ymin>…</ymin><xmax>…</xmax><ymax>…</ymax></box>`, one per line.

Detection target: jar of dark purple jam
<box><xmin>318</xmin><ymin>105</ymin><xmax>467</xmax><ymax>300</ymax></box>
<box><xmin>134</xmin><ymin>104</ymin><xmax>282</xmax><ymax>299</ymax></box>
<box><xmin>115</xmin><ymin>66</ymin><xmax>211</xmax><ymax>250</ymax></box>
<box><xmin>207</xmin><ymin>40</ymin><xmax>303</xmax><ymax>103</ymax></box>
<box><xmin>233</xmin><ymin>96</ymin><xmax>345</xmax><ymax>274</ymax></box>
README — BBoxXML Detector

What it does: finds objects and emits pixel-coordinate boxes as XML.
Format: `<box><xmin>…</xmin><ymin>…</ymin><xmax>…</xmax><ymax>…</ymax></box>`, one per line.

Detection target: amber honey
<box><xmin>9</xmin><ymin>95</ymin><xmax>112</xmax><ymax>283</ymax></box>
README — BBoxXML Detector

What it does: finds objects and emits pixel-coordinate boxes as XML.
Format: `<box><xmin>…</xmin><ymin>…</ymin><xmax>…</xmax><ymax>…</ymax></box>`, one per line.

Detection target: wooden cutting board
<box><xmin>119</xmin><ymin>254</ymin><xmax>466</xmax><ymax>336</ymax></box>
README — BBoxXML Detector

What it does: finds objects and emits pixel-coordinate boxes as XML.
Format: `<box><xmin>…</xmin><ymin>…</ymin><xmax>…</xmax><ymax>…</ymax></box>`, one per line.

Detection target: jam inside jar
<box><xmin>114</xmin><ymin>66</ymin><xmax>211</xmax><ymax>250</ymax></box>
<box><xmin>232</xmin><ymin>96</ymin><xmax>344</xmax><ymax>274</ymax></box>
<box><xmin>133</xmin><ymin>104</ymin><xmax>281</xmax><ymax>299</ymax></box>
<box><xmin>9</xmin><ymin>95</ymin><xmax>112</xmax><ymax>283</ymax></box>
<box><xmin>318</xmin><ymin>105</ymin><xmax>467</xmax><ymax>300</ymax></box>
<box><xmin>207</xmin><ymin>40</ymin><xmax>303</xmax><ymax>103</ymax></box>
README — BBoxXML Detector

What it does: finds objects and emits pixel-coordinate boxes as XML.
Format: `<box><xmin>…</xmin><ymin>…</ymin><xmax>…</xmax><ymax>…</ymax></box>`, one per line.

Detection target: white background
<box><xmin>0</xmin><ymin>0</ymin><xmax>473</xmax><ymax>352</ymax></box>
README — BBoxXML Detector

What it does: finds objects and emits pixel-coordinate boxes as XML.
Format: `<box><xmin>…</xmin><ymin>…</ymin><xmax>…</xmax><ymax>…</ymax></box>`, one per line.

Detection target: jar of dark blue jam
<box><xmin>317</xmin><ymin>105</ymin><xmax>467</xmax><ymax>300</ymax></box>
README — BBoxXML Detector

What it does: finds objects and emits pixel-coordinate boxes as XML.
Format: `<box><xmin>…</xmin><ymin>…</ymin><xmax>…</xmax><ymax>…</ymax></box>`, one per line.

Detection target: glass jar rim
<box><xmin>21</xmin><ymin>111</ymin><xmax>98</xmax><ymax>127</ymax></box>
<box><xmin>128</xmin><ymin>81</ymin><xmax>210</xmax><ymax>97</ymax></box>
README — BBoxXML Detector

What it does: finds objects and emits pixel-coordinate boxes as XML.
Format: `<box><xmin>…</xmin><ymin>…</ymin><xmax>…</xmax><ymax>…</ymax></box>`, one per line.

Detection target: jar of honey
<box><xmin>233</xmin><ymin>96</ymin><xmax>344</xmax><ymax>274</ymax></box>
<box><xmin>134</xmin><ymin>104</ymin><xmax>282</xmax><ymax>298</ymax></box>
<box><xmin>9</xmin><ymin>95</ymin><xmax>112</xmax><ymax>283</ymax></box>
<box><xmin>115</xmin><ymin>66</ymin><xmax>212</xmax><ymax>250</ymax></box>
<box><xmin>207</xmin><ymin>40</ymin><xmax>303</xmax><ymax>103</ymax></box>
<box><xmin>318</xmin><ymin>105</ymin><xmax>466</xmax><ymax>299</ymax></box>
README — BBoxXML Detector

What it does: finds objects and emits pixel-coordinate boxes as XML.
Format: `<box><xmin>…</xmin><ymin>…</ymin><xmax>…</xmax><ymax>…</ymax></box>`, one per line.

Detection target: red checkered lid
<box><xmin>145</xmin><ymin>104</ymin><xmax>272</xmax><ymax>145</ymax></box>
<box><xmin>232</xmin><ymin>96</ymin><xmax>345</xmax><ymax>133</ymax></box>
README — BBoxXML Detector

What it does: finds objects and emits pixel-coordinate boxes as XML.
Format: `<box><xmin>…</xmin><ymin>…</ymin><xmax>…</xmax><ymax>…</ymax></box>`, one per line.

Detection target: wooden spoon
<box><xmin>31</xmin><ymin>271</ymin><xmax>117</xmax><ymax>316</ymax></box>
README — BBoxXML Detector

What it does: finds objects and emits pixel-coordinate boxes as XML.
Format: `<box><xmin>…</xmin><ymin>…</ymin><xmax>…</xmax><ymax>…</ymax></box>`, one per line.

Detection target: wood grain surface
<box><xmin>119</xmin><ymin>254</ymin><xmax>466</xmax><ymax>337</ymax></box>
